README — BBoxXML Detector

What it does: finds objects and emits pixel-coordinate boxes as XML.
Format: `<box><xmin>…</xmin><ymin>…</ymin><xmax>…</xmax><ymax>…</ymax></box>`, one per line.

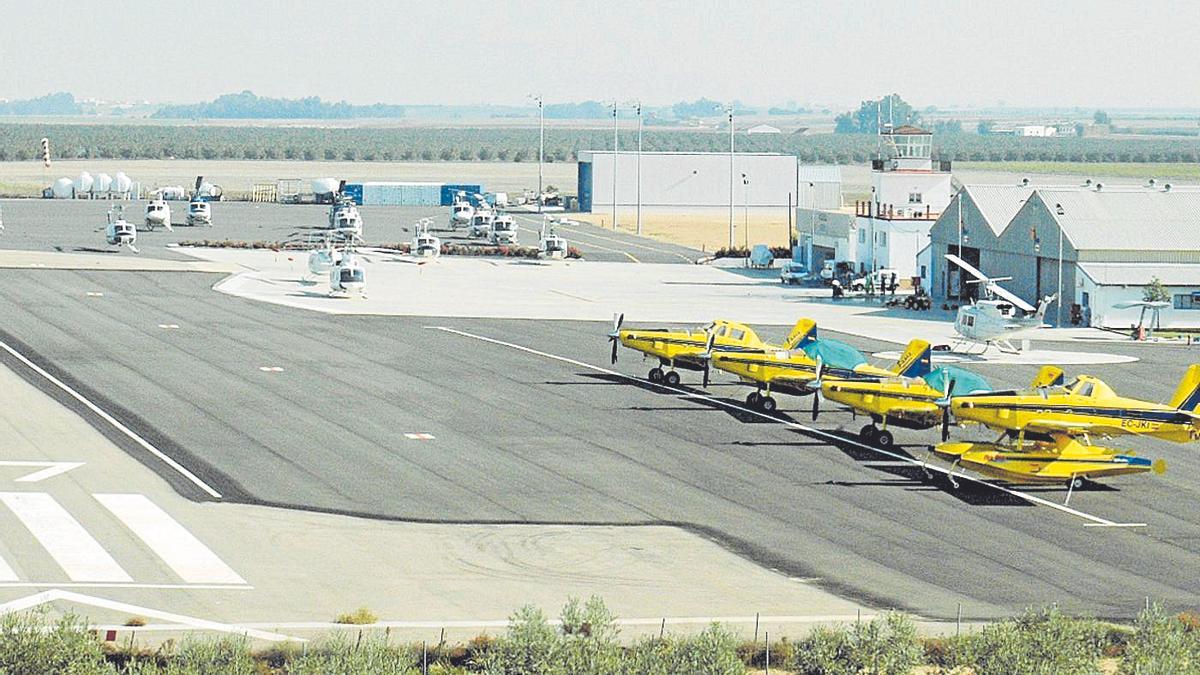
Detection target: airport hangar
<box><xmin>575</xmin><ymin>150</ymin><xmax>799</xmax><ymax>226</ymax></box>
<box><xmin>928</xmin><ymin>183</ymin><xmax>1200</xmax><ymax>328</ymax></box>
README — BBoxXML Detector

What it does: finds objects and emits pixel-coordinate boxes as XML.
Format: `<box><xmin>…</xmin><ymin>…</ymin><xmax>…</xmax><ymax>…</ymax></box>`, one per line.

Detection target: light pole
<box><xmin>956</xmin><ymin>190</ymin><xmax>963</xmax><ymax>300</ymax></box>
<box><xmin>611</xmin><ymin>101</ymin><xmax>619</xmax><ymax>230</ymax></box>
<box><xmin>633</xmin><ymin>101</ymin><xmax>643</xmax><ymax>236</ymax></box>
<box><xmin>1057</xmin><ymin>220</ymin><xmax>1064</xmax><ymax>327</ymax></box>
<box><xmin>741</xmin><ymin>173</ymin><xmax>750</xmax><ymax>249</ymax></box>
<box><xmin>528</xmin><ymin>94</ymin><xmax>545</xmax><ymax>213</ymax></box>
<box><xmin>808</xmin><ymin>181</ymin><xmax>817</xmax><ymax>268</ymax></box>
<box><xmin>727</xmin><ymin>106</ymin><xmax>735</xmax><ymax>250</ymax></box>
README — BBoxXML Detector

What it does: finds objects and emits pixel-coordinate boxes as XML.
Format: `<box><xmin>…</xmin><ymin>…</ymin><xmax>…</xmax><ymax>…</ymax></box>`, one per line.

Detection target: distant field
<box><xmin>958</xmin><ymin>161</ymin><xmax>1200</xmax><ymax>181</ymax></box>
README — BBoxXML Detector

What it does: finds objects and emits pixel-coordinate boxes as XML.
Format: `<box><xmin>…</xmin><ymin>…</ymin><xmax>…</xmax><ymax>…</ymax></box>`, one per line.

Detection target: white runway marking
<box><xmin>0</xmin><ymin>492</ymin><xmax>131</xmax><ymax>582</ymax></box>
<box><xmin>94</xmin><ymin>494</ymin><xmax>246</xmax><ymax>585</ymax></box>
<box><xmin>0</xmin><ymin>582</ymin><xmax>251</xmax><ymax>590</ymax></box>
<box><xmin>157</xmin><ymin>323</ymin><xmax>180</xmax><ymax>329</ymax></box>
<box><xmin>258</xmin><ymin>366</ymin><xmax>284</xmax><ymax>372</ymax></box>
<box><xmin>404</xmin><ymin>433</ymin><xmax>436</xmax><ymax>440</ymax></box>
<box><xmin>85</xmin><ymin>291</ymin><xmax>104</xmax><ymax>297</ymax></box>
<box><xmin>0</xmin><ymin>461</ymin><xmax>84</xmax><ymax>483</ymax></box>
<box><xmin>432</xmin><ymin>326</ymin><xmax>1135</xmax><ymax>528</ymax></box>
<box><xmin>0</xmin><ymin>340</ymin><xmax>222</xmax><ymax>499</ymax></box>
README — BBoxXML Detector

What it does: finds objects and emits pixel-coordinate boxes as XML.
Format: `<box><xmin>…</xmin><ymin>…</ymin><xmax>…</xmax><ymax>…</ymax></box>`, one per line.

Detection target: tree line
<box><xmin>4</xmin><ymin>123</ymin><xmax>1200</xmax><ymax>165</ymax></box>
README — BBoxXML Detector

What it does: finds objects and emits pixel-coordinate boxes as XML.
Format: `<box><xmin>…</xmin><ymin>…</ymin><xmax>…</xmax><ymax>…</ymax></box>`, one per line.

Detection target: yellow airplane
<box><xmin>950</xmin><ymin>364</ymin><xmax>1200</xmax><ymax>444</ymax></box>
<box><xmin>931</xmin><ymin>364</ymin><xmax>1190</xmax><ymax>487</ymax></box>
<box><xmin>607</xmin><ymin>315</ymin><xmax>813</xmax><ymax>386</ymax></box>
<box><xmin>817</xmin><ymin>342</ymin><xmax>993</xmax><ymax>448</ymax></box>
<box><xmin>702</xmin><ymin>321</ymin><xmax>930</xmax><ymax>413</ymax></box>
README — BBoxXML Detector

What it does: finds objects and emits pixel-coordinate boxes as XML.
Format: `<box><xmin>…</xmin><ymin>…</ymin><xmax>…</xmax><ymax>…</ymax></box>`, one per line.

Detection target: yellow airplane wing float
<box><xmin>934</xmin><ymin>435</ymin><xmax>1166</xmax><ymax>489</ymax></box>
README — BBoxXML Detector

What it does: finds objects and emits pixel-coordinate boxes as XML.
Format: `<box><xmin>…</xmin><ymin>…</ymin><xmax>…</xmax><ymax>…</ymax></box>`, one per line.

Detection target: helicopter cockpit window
<box><xmin>998</xmin><ymin>303</ymin><xmax>1013</xmax><ymax>316</ymax></box>
<box><xmin>340</xmin><ymin>268</ymin><xmax>363</xmax><ymax>283</ymax></box>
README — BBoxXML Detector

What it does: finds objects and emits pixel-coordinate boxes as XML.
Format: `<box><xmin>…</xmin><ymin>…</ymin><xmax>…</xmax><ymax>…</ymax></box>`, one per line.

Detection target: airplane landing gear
<box><xmin>858</xmin><ymin>424</ymin><xmax>893</xmax><ymax>448</ymax></box>
<box><xmin>759</xmin><ymin>396</ymin><xmax>777</xmax><ymax>412</ymax></box>
<box><xmin>663</xmin><ymin>371</ymin><xmax>681</xmax><ymax>386</ymax></box>
<box><xmin>747</xmin><ymin>392</ymin><xmax>761</xmax><ymax>406</ymax></box>
<box><xmin>649</xmin><ymin>367</ymin><xmax>664</xmax><ymax>383</ymax></box>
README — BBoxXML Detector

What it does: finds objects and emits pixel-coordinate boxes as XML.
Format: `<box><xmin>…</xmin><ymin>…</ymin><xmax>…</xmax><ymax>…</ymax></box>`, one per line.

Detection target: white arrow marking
<box><xmin>0</xmin><ymin>461</ymin><xmax>84</xmax><ymax>483</ymax></box>
<box><xmin>0</xmin><ymin>589</ymin><xmax>300</xmax><ymax>642</ymax></box>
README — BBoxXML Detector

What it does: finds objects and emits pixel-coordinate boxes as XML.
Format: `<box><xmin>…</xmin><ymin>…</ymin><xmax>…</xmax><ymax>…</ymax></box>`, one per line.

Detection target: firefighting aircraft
<box><xmin>700</xmin><ymin>322</ymin><xmax>931</xmax><ymax>413</ymax></box>
<box><xmin>816</xmin><ymin>340</ymin><xmax>994</xmax><ymax>448</ymax></box>
<box><xmin>932</xmin><ymin>364</ymin><xmax>1194</xmax><ymax>488</ymax></box>
<box><xmin>607</xmin><ymin>315</ymin><xmax>816</xmax><ymax>386</ymax></box>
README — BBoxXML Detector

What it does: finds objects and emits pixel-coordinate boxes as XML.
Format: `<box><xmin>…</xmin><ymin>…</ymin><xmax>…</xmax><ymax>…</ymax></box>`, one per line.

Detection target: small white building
<box><xmin>796</xmin><ymin>165</ymin><xmax>843</xmax><ymax>210</ymax></box>
<box><xmin>746</xmin><ymin>124</ymin><xmax>782</xmax><ymax>135</ymax></box>
<box><xmin>1014</xmin><ymin>125</ymin><xmax>1058</xmax><ymax>137</ymax></box>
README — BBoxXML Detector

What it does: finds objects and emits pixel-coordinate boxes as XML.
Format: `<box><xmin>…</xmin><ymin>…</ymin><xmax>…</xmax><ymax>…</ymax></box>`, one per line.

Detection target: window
<box><xmin>877</xmin><ymin>232</ymin><xmax>887</xmax><ymax>245</ymax></box>
<box><xmin>858</xmin><ymin>230</ymin><xmax>866</xmax><ymax>244</ymax></box>
<box><xmin>730</xmin><ymin>329</ymin><xmax>745</xmax><ymax>341</ymax></box>
<box><xmin>1175</xmin><ymin>294</ymin><xmax>1200</xmax><ymax>310</ymax></box>
<box><xmin>1081</xmin><ymin>292</ymin><xmax>1090</xmax><ymax>307</ymax></box>
<box><xmin>908</xmin><ymin>192</ymin><xmax>923</xmax><ymax>204</ymax></box>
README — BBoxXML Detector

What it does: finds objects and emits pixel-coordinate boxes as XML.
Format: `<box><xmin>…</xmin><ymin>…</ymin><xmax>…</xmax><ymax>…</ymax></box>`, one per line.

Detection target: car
<box><xmin>819</xmin><ymin>260</ymin><xmax>836</xmax><ymax>283</ymax></box>
<box><xmin>779</xmin><ymin>261</ymin><xmax>807</xmax><ymax>285</ymax></box>
<box><xmin>850</xmin><ymin>268</ymin><xmax>900</xmax><ymax>292</ymax></box>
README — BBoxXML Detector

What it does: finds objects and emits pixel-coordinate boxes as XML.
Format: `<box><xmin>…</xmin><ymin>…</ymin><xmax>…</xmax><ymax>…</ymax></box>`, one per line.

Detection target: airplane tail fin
<box><xmin>891</xmin><ymin>339</ymin><xmax>932</xmax><ymax>378</ymax></box>
<box><xmin>784</xmin><ymin>319</ymin><xmax>818</xmax><ymax>350</ymax></box>
<box><xmin>1168</xmin><ymin>365</ymin><xmax>1200</xmax><ymax>411</ymax></box>
<box><xmin>1031</xmin><ymin>365</ymin><xmax>1065</xmax><ymax>389</ymax></box>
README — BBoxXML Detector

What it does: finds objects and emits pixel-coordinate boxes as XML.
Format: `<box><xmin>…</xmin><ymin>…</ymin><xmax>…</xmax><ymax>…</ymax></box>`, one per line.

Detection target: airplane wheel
<box><xmin>649</xmin><ymin>368</ymin><xmax>664</xmax><ymax>383</ymax></box>
<box><xmin>760</xmin><ymin>396</ymin><xmax>777</xmax><ymax>412</ymax></box>
<box><xmin>1068</xmin><ymin>476</ymin><xmax>1084</xmax><ymax>490</ymax></box>
<box><xmin>875</xmin><ymin>430</ymin><xmax>895</xmax><ymax>448</ymax></box>
<box><xmin>859</xmin><ymin>424</ymin><xmax>878</xmax><ymax>441</ymax></box>
<box><xmin>663</xmin><ymin>371</ymin><xmax>681</xmax><ymax>386</ymax></box>
<box><xmin>747</xmin><ymin>392</ymin><xmax>761</xmax><ymax>406</ymax></box>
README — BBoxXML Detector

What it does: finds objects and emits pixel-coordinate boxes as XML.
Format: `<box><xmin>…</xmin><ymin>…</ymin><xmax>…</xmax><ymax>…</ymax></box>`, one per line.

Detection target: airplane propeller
<box><xmin>608</xmin><ymin>313</ymin><xmax>625</xmax><ymax>364</ymax></box>
<box><xmin>810</xmin><ymin>356</ymin><xmax>825</xmax><ymax>421</ymax></box>
<box><xmin>701</xmin><ymin>330</ymin><xmax>717</xmax><ymax>388</ymax></box>
<box><xmin>938</xmin><ymin>377</ymin><xmax>957</xmax><ymax>441</ymax></box>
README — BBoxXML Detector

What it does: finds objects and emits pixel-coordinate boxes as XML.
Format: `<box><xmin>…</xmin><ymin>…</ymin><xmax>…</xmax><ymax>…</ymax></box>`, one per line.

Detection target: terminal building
<box><xmin>929</xmin><ymin>183</ymin><xmax>1200</xmax><ymax>328</ymax></box>
<box><xmin>576</xmin><ymin>151</ymin><xmax>798</xmax><ymax>216</ymax></box>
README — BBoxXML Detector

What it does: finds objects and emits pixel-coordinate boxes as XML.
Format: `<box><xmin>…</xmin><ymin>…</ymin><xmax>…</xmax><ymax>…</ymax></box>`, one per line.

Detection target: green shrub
<box><xmin>792</xmin><ymin>612</ymin><xmax>922</xmax><ymax>675</ymax></box>
<box><xmin>956</xmin><ymin>606</ymin><xmax>1105</xmax><ymax>675</ymax></box>
<box><xmin>1123</xmin><ymin>603</ymin><xmax>1200</xmax><ymax>674</ymax></box>
<box><xmin>0</xmin><ymin>610</ymin><xmax>111</xmax><ymax>675</ymax></box>
<box><xmin>624</xmin><ymin>624</ymin><xmax>744</xmax><ymax>675</ymax></box>
<box><xmin>290</xmin><ymin>634</ymin><xmax>418</xmax><ymax>674</ymax></box>
<box><xmin>163</xmin><ymin>634</ymin><xmax>256</xmax><ymax>674</ymax></box>
<box><xmin>334</xmin><ymin>607</ymin><xmax>378</xmax><ymax>625</ymax></box>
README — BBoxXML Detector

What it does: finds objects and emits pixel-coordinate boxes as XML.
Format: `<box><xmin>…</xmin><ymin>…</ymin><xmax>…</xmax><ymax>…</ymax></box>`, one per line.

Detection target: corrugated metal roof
<box><xmin>962</xmin><ymin>184</ymin><xmax>1038</xmax><ymax>235</ymax></box>
<box><xmin>797</xmin><ymin>165</ymin><xmax>842</xmax><ymax>183</ymax></box>
<box><xmin>1078</xmin><ymin>262</ymin><xmax>1200</xmax><ymax>286</ymax></box>
<box><xmin>1040</xmin><ymin>189</ymin><xmax>1200</xmax><ymax>251</ymax></box>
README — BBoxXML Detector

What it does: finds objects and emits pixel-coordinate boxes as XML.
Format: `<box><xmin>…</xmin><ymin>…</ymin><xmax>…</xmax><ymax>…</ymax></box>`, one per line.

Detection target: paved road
<box><xmin>2</xmin><ymin>268</ymin><xmax>1199</xmax><ymax>619</ymax></box>
<box><xmin>0</xmin><ymin>199</ymin><xmax>703</xmax><ymax>265</ymax></box>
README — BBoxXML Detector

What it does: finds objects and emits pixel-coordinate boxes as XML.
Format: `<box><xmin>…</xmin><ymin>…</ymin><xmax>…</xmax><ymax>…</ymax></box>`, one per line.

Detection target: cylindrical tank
<box><xmin>73</xmin><ymin>172</ymin><xmax>93</xmax><ymax>196</ymax></box>
<box><xmin>92</xmin><ymin>172</ymin><xmax>112</xmax><ymax>193</ymax></box>
<box><xmin>53</xmin><ymin>177</ymin><xmax>74</xmax><ymax>199</ymax></box>
<box><xmin>312</xmin><ymin>177</ymin><xmax>338</xmax><ymax>196</ymax></box>
<box><xmin>112</xmin><ymin>172</ymin><xmax>132</xmax><ymax>194</ymax></box>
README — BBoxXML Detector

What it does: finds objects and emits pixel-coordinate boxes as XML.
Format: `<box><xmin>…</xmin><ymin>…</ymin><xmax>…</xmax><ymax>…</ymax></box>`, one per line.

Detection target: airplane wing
<box><xmin>1024</xmin><ymin>418</ymin><xmax>1126</xmax><ymax>437</ymax></box>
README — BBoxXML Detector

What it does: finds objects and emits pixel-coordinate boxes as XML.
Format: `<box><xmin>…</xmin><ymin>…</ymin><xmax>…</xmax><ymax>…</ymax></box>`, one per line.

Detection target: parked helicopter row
<box><xmin>608</xmin><ymin>316</ymin><xmax>1195</xmax><ymax>489</ymax></box>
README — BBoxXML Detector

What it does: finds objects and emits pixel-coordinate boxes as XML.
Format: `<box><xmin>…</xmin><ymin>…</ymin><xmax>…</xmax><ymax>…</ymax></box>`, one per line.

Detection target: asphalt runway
<box><xmin>0</xmin><ymin>199</ymin><xmax>703</xmax><ymax>264</ymax></box>
<box><xmin>2</xmin><ymin>265</ymin><xmax>1200</xmax><ymax>620</ymax></box>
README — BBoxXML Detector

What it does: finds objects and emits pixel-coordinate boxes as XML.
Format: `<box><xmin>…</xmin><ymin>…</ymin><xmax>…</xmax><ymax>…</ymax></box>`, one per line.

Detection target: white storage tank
<box><xmin>92</xmin><ymin>172</ymin><xmax>112</xmax><ymax>194</ymax></box>
<box><xmin>73</xmin><ymin>172</ymin><xmax>93</xmax><ymax>196</ymax></box>
<box><xmin>312</xmin><ymin>177</ymin><xmax>339</xmax><ymax>196</ymax></box>
<box><xmin>112</xmin><ymin>172</ymin><xmax>132</xmax><ymax>194</ymax></box>
<box><xmin>52</xmin><ymin>177</ymin><xmax>74</xmax><ymax>199</ymax></box>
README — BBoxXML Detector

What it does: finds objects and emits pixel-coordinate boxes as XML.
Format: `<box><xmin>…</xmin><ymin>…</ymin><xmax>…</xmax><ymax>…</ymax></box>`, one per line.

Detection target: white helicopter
<box><xmin>329</xmin><ymin>245</ymin><xmax>366</xmax><ymax>297</ymax></box>
<box><xmin>144</xmin><ymin>193</ymin><xmax>172</xmax><ymax>231</ymax></box>
<box><xmin>468</xmin><ymin>208</ymin><xmax>494</xmax><ymax>239</ymax></box>
<box><xmin>186</xmin><ymin>176</ymin><xmax>212</xmax><ymax>226</ymax></box>
<box><xmin>538</xmin><ymin>219</ymin><xmax>568</xmax><ymax>260</ymax></box>
<box><xmin>105</xmin><ymin>204</ymin><xmax>138</xmax><ymax>253</ymax></box>
<box><xmin>489</xmin><ymin>212</ymin><xmax>518</xmax><ymax>245</ymax></box>
<box><xmin>945</xmin><ymin>253</ymin><xmax>1056</xmax><ymax>353</ymax></box>
<box><xmin>326</xmin><ymin>181</ymin><xmax>363</xmax><ymax>240</ymax></box>
<box><xmin>411</xmin><ymin>218</ymin><xmax>441</xmax><ymax>258</ymax></box>
<box><xmin>450</xmin><ymin>191</ymin><xmax>474</xmax><ymax>228</ymax></box>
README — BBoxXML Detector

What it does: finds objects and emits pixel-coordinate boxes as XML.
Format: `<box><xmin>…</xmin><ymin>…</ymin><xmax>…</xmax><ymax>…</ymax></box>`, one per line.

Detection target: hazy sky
<box><xmin>1</xmin><ymin>0</ymin><xmax>1196</xmax><ymax>109</ymax></box>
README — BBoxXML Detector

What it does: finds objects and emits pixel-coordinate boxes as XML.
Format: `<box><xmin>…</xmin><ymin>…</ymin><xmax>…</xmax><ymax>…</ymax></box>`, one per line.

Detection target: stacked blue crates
<box><xmin>340</xmin><ymin>182</ymin><xmax>485</xmax><ymax>206</ymax></box>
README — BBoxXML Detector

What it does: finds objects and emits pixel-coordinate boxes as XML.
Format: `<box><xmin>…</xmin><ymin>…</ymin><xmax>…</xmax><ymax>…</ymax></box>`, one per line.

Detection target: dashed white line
<box><xmin>0</xmin><ymin>340</ymin><xmax>223</xmax><ymax>499</ymax></box>
<box><xmin>431</xmin><ymin>326</ymin><xmax>1133</xmax><ymax>528</ymax></box>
